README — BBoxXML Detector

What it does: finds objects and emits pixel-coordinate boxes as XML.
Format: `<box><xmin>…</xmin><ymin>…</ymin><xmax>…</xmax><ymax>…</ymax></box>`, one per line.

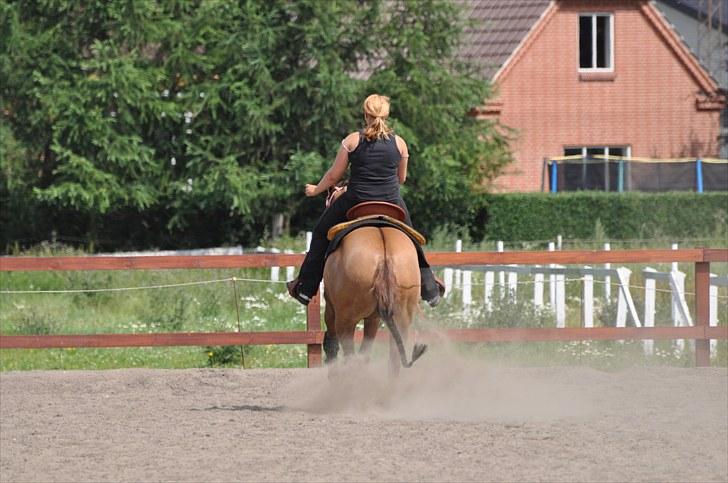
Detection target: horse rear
<box><xmin>323</xmin><ymin>226</ymin><xmax>424</xmax><ymax>374</ymax></box>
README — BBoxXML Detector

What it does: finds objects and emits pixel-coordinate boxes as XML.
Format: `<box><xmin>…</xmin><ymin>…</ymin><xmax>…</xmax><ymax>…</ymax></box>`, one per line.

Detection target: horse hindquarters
<box><xmin>376</xmin><ymin>228</ymin><xmax>424</xmax><ymax>372</ymax></box>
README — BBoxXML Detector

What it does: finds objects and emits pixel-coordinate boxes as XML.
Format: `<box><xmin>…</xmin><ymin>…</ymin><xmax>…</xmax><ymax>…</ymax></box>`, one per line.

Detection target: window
<box><xmin>579</xmin><ymin>14</ymin><xmax>613</xmax><ymax>70</ymax></box>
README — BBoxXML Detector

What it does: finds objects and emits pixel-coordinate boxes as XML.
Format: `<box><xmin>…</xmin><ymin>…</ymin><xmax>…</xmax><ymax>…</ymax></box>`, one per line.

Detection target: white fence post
<box><xmin>670</xmin><ymin>242</ymin><xmax>681</xmax><ymax>349</ymax></box>
<box><xmin>604</xmin><ymin>242</ymin><xmax>611</xmax><ymax>303</ymax></box>
<box><xmin>484</xmin><ymin>271</ymin><xmax>494</xmax><ymax>311</ymax></box>
<box><xmin>285</xmin><ymin>249</ymin><xmax>295</xmax><ymax>281</ymax></box>
<box><xmin>305</xmin><ymin>232</ymin><xmax>312</xmax><ymax>251</ymax></box>
<box><xmin>534</xmin><ymin>271</ymin><xmax>544</xmax><ymax>308</ymax></box>
<box><xmin>497</xmin><ymin>241</ymin><xmax>505</xmax><ymax>298</ymax></box>
<box><xmin>507</xmin><ymin>271</ymin><xmax>518</xmax><ymax>300</ymax></box>
<box><xmin>583</xmin><ymin>268</ymin><xmax>594</xmax><ymax>328</ymax></box>
<box><xmin>548</xmin><ymin>242</ymin><xmax>556</xmax><ymax>312</ymax></box>
<box><xmin>615</xmin><ymin>267</ymin><xmax>641</xmax><ymax>329</ymax></box>
<box><xmin>710</xmin><ymin>274</ymin><xmax>718</xmax><ymax>358</ymax></box>
<box><xmin>643</xmin><ymin>267</ymin><xmax>657</xmax><ymax>355</ymax></box>
<box><xmin>555</xmin><ymin>267</ymin><xmax>566</xmax><ymax>328</ymax></box>
<box><xmin>669</xmin><ymin>270</ymin><xmax>692</xmax><ymax>352</ymax></box>
<box><xmin>270</xmin><ymin>248</ymin><xmax>280</xmax><ymax>282</ymax></box>
<box><xmin>443</xmin><ymin>267</ymin><xmax>454</xmax><ymax>298</ymax></box>
<box><xmin>462</xmin><ymin>270</ymin><xmax>472</xmax><ymax>311</ymax></box>
<box><xmin>454</xmin><ymin>240</ymin><xmax>462</xmax><ymax>289</ymax></box>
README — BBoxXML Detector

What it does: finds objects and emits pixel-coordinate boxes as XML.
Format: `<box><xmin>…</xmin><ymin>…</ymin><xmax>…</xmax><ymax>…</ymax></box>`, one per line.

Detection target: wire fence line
<box><xmin>0</xmin><ymin>276</ymin><xmax>286</xmax><ymax>295</ymax></box>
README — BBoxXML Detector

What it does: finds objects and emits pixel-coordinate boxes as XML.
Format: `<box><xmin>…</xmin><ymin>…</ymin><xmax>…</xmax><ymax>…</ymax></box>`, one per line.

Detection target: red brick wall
<box><xmin>490</xmin><ymin>0</ymin><xmax>722</xmax><ymax>192</ymax></box>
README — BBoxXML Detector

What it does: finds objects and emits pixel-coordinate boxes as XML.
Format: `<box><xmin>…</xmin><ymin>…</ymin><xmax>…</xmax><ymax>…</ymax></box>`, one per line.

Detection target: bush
<box><xmin>478</xmin><ymin>192</ymin><xmax>728</xmax><ymax>241</ymax></box>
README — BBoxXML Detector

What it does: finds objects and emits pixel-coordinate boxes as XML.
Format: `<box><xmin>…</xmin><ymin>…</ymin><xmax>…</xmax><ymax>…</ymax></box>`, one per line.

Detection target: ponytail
<box><xmin>362</xmin><ymin>94</ymin><xmax>393</xmax><ymax>141</ymax></box>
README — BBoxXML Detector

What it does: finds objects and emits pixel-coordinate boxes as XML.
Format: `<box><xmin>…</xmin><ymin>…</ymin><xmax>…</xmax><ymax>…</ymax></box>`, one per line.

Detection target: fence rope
<box><xmin>0</xmin><ymin>276</ymin><xmax>285</xmax><ymax>294</ymax></box>
<box><xmin>465</xmin><ymin>277</ymin><xmax>693</xmax><ymax>295</ymax></box>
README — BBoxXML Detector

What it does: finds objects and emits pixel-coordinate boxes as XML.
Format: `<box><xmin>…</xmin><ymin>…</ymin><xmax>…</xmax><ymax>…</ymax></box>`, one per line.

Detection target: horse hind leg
<box><xmin>323</xmin><ymin>294</ymin><xmax>339</xmax><ymax>363</ymax></box>
<box><xmin>359</xmin><ymin>314</ymin><xmax>379</xmax><ymax>357</ymax></box>
<box><xmin>335</xmin><ymin>317</ymin><xmax>358</xmax><ymax>358</ymax></box>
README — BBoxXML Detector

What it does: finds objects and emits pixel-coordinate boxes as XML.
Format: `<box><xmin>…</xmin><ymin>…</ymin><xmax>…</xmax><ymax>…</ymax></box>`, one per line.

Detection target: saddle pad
<box><xmin>324</xmin><ymin>216</ymin><xmax>427</xmax><ymax>261</ymax></box>
<box><xmin>326</xmin><ymin>215</ymin><xmax>426</xmax><ymax>245</ymax></box>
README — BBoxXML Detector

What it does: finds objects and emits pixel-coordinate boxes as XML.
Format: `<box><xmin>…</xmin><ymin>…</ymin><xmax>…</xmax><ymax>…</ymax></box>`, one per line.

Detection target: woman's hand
<box><xmin>305</xmin><ymin>184</ymin><xmax>318</xmax><ymax>197</ymax></box>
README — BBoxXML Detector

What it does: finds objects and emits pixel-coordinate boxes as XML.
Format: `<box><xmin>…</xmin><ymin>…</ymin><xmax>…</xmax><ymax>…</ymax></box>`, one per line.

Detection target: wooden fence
<box><xmin>1</xmin><ymin>248</ymin><xmax>727</xmax><ymax>367</ymax></box>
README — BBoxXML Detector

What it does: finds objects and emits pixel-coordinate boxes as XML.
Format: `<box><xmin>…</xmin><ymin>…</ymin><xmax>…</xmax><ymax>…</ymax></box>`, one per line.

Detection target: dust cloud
<box><xmin>284</xmin><ymin>337</ymin><xmax>596</xmax><ymax>423</ymax></box>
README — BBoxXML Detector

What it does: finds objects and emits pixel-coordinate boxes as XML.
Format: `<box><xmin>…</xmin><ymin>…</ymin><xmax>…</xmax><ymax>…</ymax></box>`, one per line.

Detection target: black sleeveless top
<box><xmin>347</xmin><ymin>132</ymin><xmax>401</xmax><ymax>202</ymax></box>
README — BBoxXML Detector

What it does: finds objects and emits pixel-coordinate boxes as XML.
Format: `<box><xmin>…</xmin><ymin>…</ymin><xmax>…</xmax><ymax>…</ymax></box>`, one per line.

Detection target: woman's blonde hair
<box><xmin>363</xmin><ymin>94</ymin><xmax>393</xmax><ymax>141</ymax></box>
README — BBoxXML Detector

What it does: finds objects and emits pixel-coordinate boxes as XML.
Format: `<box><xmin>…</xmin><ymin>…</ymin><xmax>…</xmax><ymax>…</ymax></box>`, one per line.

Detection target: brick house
<box><xmin>461</xmin><ymin>0</ymin><xmax>727</xmax><ymax>192</ymax></box>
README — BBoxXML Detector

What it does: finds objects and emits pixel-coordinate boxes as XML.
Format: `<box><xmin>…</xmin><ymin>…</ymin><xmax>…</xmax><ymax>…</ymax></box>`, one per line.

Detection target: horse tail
<box><xmin>372</xmin><ymin>256</ymin><xmax>426</xmax><ymax>368</ymax></box>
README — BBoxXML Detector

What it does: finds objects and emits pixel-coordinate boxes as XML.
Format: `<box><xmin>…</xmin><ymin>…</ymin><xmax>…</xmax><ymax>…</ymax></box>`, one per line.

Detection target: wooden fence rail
<box><xmin>1</xmin><ymin>248</ymin><xmax>727</xmax><ymax>367</ymax></box>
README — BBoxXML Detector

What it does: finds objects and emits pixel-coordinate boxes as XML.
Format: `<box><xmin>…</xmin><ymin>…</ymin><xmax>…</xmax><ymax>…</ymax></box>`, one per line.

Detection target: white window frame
<box><xmin>578</xmin><ymin>13</ymin><xmax>615</xmax><ymax>72</ymax></box>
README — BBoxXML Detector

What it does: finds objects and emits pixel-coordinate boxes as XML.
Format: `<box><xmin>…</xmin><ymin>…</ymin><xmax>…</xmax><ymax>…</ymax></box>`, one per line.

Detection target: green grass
<box><xmin>1</xmin><ymin>238</ymin><xmax>726</xmax><ymax>371</ymax></box>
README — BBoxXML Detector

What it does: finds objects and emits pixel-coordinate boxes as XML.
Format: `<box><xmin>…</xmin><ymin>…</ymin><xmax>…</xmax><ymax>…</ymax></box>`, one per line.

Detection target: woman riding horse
<box><xmin>287</xmin><ymin>94</ymin><xmax>444</xmax><ymax>306</ymax></box>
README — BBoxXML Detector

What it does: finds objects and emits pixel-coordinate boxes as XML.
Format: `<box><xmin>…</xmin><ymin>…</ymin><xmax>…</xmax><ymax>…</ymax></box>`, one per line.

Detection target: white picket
<box><xmin>583</xmin><ymin>269</ymin><xmax>594</xmax><ymax>328</ymax></box>
<box><xmin>285</xmin><ymin>249</ymin><xmax>295</xmax><ymax>281</ymax></box>
<box><xmin>443</xmin><ymin>268</ymin><xmax>454</xmax><ymax>298</ymax></box>
<box><xmin>533</xmin><ymin>271</ymin><xmax>544</xmax><ymax>308</ymax></box>
<box><xmin>710</xmin><ymin>274</ymin><xmax>718</xmax><ymax>357</ymax></box>
<box><xmin>497</xmin><ymin>241</ymin><xmax>505</xmax><ymax>298</ymax></box>
<box><xmin>643</xmin><ymin>267</ymin><xmax>657</xmax><ymax>355</ymax></box>
<box><xmin>463</xmin><ymin>270</ymin><xmax>472</xmax><ymax>309</ymax></box>
<box><xmin>604</xmin><ymin>242</ymin><xmax>611</xmax><ymax>302</ymax></box>
<box><xmin>548</xmin><ymin>242</ymin><xmax>556</xmax><ymax>312</ymax></box>
<box><xmin>555</xmin><ymin>269</ymin><xmax>566</xmax><ymax>328</ymax></box>
<box><xmin>454</xmin><ymin>240</ymin><xmax>462</xmax><ymax>289</ymax></box>
<box><xmin>484</xmin><ymin>271</ymin><xmax>494</xmax><ymax>311</ymax></box>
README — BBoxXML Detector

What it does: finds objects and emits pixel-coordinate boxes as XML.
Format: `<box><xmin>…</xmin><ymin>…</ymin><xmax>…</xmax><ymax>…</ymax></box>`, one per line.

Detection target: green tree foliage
<box><xmin>0</xmin><ymin>0</ymin><xmax>511</xmax><ymax>251</ymax></box>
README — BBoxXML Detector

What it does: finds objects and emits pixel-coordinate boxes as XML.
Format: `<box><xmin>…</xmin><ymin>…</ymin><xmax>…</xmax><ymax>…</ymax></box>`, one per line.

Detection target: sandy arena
<box><xmin>1</xmin><ymin>349</ymin><xmax>727</xmax><ymax>482</ymax></box>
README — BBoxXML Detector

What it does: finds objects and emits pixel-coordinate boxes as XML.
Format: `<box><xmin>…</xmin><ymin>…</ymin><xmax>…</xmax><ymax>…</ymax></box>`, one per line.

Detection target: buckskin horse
<box><xmin>321</xmin><ymin>201</ymin><xmax>427</xmax><ymax>375</ymax></box>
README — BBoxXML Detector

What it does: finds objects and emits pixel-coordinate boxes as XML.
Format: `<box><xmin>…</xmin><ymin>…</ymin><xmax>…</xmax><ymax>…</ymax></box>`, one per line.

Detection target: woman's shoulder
<box><xmin>342</xmin><ymin>131</ymin><xmax>362</xmax><ymax>152</ymax></box>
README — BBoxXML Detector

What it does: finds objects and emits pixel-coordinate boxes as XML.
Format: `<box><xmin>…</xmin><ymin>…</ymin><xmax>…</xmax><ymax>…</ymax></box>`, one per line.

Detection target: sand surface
<box><xmin>1</xmin><ymin>352</ymin><xmax>727</xmax><ymax>482</ymax></box>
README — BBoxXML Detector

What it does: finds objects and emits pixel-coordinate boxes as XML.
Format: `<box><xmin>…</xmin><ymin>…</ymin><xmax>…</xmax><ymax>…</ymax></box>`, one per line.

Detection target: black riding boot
<box><xmin>420</xmin><ymin>267</ymin><xmax>445</xmax><ymax>307</ymax></box>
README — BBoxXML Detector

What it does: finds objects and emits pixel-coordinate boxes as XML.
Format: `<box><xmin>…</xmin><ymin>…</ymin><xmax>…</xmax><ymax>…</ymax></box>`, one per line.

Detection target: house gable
<box><xmin>478</xmin><ymin>0</ymin><xmax>724</xmax><ymax>191</ymax></box>
<box><xmin>489</xmin><ymin>0</ymin><xmax>722</xmax><ymax>100</ymax></box>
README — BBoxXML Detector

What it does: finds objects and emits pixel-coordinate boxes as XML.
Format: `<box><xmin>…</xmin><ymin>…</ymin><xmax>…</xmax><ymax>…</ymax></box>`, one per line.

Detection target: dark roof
<box><xmin>458</xmin><ymin>0</ymin><xmax>551</xmax><ymax>79</ymax></box>
<box><xmin>658</xmin><ymin>0</ymin><xmax>728</xmax><ymax>30</ymax></box>
<box><xmin>457</xmin><ymin>0</ymin><xmax>725</xmax><ymax>90</ymax></box>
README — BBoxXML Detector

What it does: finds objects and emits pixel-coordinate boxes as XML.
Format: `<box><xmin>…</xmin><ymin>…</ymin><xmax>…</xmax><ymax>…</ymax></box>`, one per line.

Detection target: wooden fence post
<box><xmin>695</xmin><ymin>261</ymin><xmax>710</xmax><ymax>367</ymax></box>
<box><xmin>306</xmin><ymin>293</ymin><xmax>322</xmax><ymax>368</ymax></box>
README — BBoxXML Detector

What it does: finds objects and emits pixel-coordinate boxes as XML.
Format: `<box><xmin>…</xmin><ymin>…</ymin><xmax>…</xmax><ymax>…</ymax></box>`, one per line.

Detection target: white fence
<box><xmin>442</xmin><ymin>240</ymin><xmax>727</xmax><ymax>358</ymax></box>
<box><xmin>103</xmin><ymin>235</ymin><xmax>726</xmax><ymax>358</ymax></box>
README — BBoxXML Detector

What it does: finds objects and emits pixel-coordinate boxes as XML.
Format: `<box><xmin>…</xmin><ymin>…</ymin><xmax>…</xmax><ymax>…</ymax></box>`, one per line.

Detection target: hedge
<box><xmin>479</xmin><ymin>192</ymin><xmax>728</xmax><ymax>242</ymax></box>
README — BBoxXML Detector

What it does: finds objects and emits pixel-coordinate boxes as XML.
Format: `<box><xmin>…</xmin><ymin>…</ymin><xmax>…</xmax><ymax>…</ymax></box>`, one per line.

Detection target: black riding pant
<box><xmin>297</xmin><ymin>191</ymin><xmax>430</xmax><ymax>296</ymax></box>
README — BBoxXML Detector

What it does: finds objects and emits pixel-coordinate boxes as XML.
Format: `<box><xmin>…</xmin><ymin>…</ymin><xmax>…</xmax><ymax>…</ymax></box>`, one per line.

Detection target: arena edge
<box><xmin>478</xmin><ymin>192</ymin><xmax>728</xmax><ymax>242</ymax></box>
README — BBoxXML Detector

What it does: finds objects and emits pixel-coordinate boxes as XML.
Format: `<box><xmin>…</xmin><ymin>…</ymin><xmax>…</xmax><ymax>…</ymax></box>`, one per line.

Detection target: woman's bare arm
<box><xmin>396</xmin><ymin>135</ymin><xmax>409</xmax><ymax>184</ymax></box>
<box><xmin>305</xmin><ymin>133</ymin><xmax>358</xmax><ymax>197</ymax></box>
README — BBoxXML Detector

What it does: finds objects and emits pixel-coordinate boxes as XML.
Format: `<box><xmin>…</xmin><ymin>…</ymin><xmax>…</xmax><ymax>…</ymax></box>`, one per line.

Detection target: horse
<box><xmin>322</xmin><ymin>219</ymin><xmax>427</xmax><ymax>376</ymax></box>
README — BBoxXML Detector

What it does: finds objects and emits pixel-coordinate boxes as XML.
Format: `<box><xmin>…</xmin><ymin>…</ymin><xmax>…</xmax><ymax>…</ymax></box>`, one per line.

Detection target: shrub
<box><xmin>478</xmin><ymin>192</ymin><xmax>728</xmax><ymax>241</ymax></box>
